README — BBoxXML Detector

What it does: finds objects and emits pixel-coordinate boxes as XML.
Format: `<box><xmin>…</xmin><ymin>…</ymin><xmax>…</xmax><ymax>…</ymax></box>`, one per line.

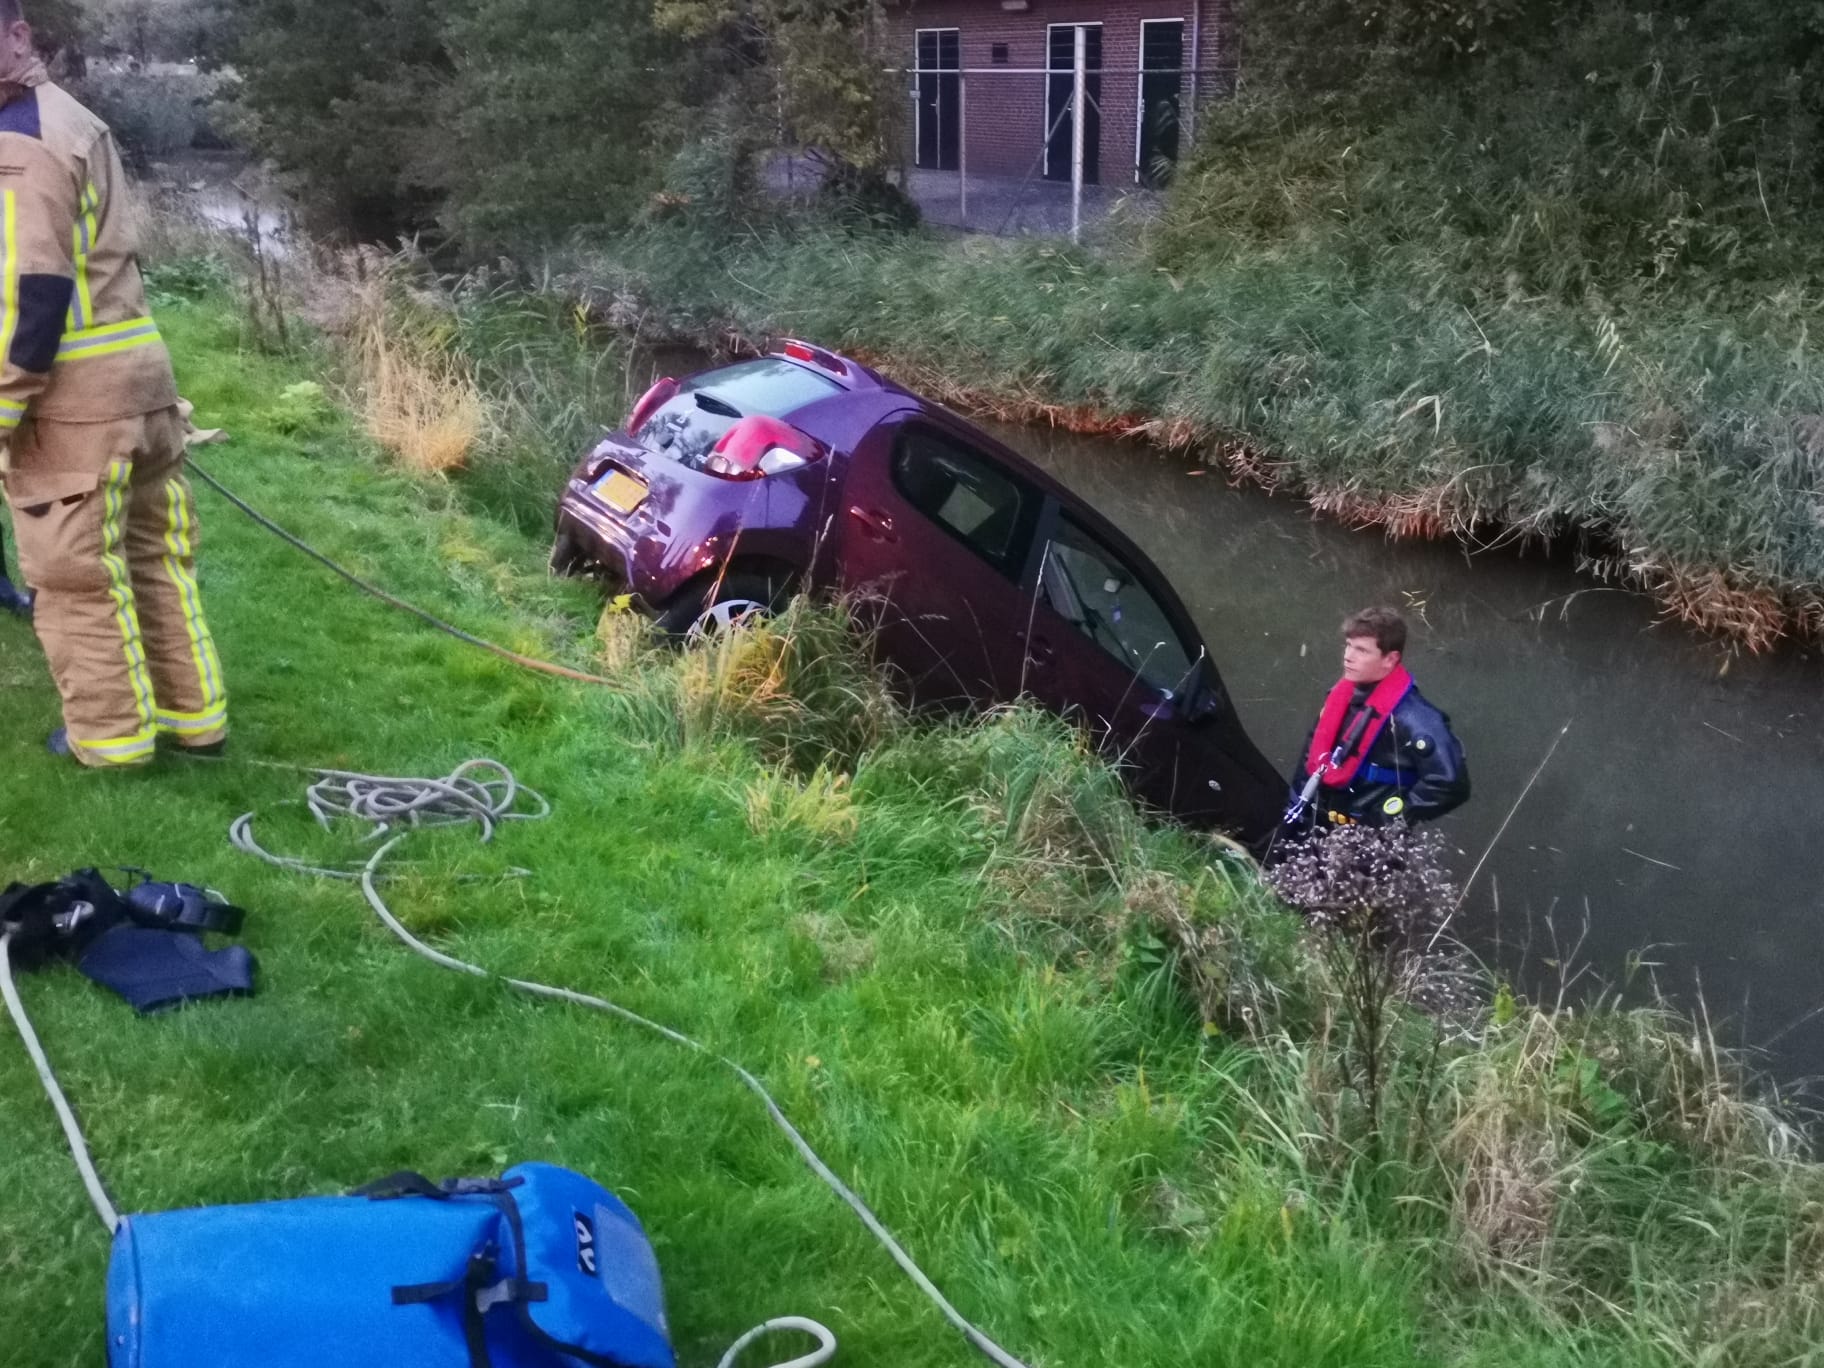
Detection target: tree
<box><xmin>26</xmin><ymin>0</ymin><xmax>87</xmax><ymax>61</ymax></box>
<box><xmin>77</xmin><ymin>0</ymin><xmax>222</xmax><ymax>65</ymax></box>
<box><xmin>652</xmin><ymin>0</ymin><xmax>897</xmax><ymax>173</ymax></box>
<box><xmin>228</xmin><ymin>0</ymin><xmax>447</xmax><ymax>239</ymax></box>
<box><xmin>430</xmin><ymin>0</ymin><xmax>676</xmax><ymax>249</ymax></box>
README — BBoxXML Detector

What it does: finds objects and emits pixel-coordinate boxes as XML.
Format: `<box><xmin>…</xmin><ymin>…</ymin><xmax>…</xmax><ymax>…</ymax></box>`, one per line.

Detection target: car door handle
<box><xmin>1018</xmin><ymin>631</ymin><xmax>1056</xmax><ymax>666</ymax></box>
<box><xmin>848</xmin><ymin>505</ymin><xmax>897</xmax><ymax>543</ymax></box>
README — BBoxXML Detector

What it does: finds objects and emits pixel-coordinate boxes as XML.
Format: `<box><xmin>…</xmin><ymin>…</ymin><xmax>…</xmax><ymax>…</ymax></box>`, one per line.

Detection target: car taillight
<box><xmin>626</xmin><ymin>376</ymin><xmax>678</xmax><ymax>435</ymax></box>
<box><xmin>704</xmin><ymin>415</ymin><xmax>822</xmax><ymax>481</ymax></box>
<box><xmin>779</xmin><ymin>340</ymin><xmax>848</xmax><ymax>377</ymax></box>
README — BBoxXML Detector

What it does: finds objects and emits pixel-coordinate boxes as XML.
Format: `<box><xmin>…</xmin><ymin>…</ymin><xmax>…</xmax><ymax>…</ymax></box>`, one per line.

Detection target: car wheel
<box><xmin>549</xmin><ymin>529</ymin><xmax>586</xmax><ymax>577</ymax></box>
<box><xmin>658</xmin><ymin>571</ymin><xmax>794</xmax><ymax>643</ymax></box>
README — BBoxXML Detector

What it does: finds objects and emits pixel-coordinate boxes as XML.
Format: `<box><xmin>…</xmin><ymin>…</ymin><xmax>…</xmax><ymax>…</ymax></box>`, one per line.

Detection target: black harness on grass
<box><xmin>0</xmin><ymin>870</ymin><xmax>254</xmax><ymax>1012</ymax></box>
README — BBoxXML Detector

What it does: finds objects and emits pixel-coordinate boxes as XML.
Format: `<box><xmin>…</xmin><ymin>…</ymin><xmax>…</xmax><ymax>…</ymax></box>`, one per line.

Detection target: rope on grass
<box><xmin>186</xmin><ymin>457</ymin><xmax>629</xmax><ymax>690</ymax></box>
<box><xmin>232</xmin><ymin>759</ymin><xmax>1035</xmax><ymax>1368</ymax></box>
<box><xmin>0</xmin><ymin>932</ymin><xmax>121</xmax><ymax>1233</ymax></box>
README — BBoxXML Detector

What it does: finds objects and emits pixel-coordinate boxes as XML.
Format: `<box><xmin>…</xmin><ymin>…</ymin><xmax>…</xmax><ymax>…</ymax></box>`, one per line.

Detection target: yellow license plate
<box><xmin>593</xmin><ymin>469</ymin><xmax>648</xmax><ymax>515</ymax></box>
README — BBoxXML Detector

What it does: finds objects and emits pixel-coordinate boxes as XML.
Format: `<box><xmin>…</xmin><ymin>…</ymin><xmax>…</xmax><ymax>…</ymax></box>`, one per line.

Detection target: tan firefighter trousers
<box><xmin>5</xmin><ymin>406</ymin><xmax>227</xmax><ymax>765</ymax></box>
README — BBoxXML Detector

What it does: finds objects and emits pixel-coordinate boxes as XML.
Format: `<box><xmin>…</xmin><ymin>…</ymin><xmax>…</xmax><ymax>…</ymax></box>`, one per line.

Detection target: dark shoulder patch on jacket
<box><xmin>12</xmin><ymin>273</ymin><xmax>72</xmax><ymax>374</ymax></box>
<box><xmin>0</xmin><ymin>90</ymin><xmax>42</xmax><ymax>140</ymax></box>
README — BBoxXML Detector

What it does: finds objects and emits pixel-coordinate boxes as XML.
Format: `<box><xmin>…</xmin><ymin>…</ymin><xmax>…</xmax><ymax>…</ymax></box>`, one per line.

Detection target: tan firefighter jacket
<box><xmin>0</xmin><ymin>61</ymin><xmax>179</xmax><ymax>504</ymax></box>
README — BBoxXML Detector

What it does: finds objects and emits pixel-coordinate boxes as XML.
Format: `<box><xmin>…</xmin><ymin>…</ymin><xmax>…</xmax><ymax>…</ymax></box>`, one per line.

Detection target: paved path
<box><xmin>765</xmin><ymin>154</ymin><xmax>1160</xmax><ymax>237</ymax></box>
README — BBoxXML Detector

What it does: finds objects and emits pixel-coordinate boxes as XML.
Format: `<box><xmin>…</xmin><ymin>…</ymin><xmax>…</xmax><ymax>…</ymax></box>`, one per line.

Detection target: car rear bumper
<box><xmin>556</xmin><ymin>479</ymin><xmax>676</xmax><ymax>605</ymax></box>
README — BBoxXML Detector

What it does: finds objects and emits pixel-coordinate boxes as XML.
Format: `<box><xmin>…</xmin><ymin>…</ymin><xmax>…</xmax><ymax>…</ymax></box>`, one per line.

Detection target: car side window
<box><xmin>890</xmin><ymin>428</ymin><xmax>1034</xmax><ymax>576</ymax></box>
<box><xmin>1040</xmin><ymin>516</ymin><xmax>1198</xmax><ymax>695</ymax></box>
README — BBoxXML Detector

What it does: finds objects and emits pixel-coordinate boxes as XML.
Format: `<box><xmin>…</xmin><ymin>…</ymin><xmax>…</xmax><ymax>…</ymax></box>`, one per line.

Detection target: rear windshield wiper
<box><xmin>693</xmin><ymin>392</ymin><xmax>743</xmax><ymax>419</ymax></box>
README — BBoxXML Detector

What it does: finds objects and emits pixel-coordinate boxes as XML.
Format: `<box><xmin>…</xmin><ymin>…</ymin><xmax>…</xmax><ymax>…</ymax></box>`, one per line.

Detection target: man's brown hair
<box><xmin>0</xmin><ymin>2</ymin><xmax>23</xmax><ymax>27</ymax></box>
<box><xmin>1342</xmin><ymin>606</ymin><xmax>1407</xmax><ymax>656</ymax></box>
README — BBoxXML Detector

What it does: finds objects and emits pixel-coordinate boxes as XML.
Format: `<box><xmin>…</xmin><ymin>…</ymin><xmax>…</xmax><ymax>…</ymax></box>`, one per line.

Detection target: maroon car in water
<box><xmin>551</xmin><ymin>340</ymin><xmax>1285</xmax><ymax>842</ymax></box>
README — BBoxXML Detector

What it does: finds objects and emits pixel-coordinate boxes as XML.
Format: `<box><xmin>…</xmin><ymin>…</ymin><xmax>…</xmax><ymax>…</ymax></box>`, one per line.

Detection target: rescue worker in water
<box><xmin>1288</xmin><ymin>606</ymin><xmax>1469</xmax><ymax>830</ymax></box>
<box><xmin>0</xmin><ymin>0</ymin><xmax>227</xmax><ymax>765</ymax></box>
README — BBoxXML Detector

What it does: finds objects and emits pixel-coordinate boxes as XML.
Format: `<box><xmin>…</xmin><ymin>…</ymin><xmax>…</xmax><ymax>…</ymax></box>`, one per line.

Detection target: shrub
<box><xmin>73</xmin><ymin>74</ymin><xmax>200</xmax><ymax>160</ymax></box>
<box><xmin>430</xmin><ymin>0</ymin><xmax>674</xmax><ymax>251</ymax></box>
<box><xmin>226</xmin><ymin>0</ymin><xmax>446</xmax><ymax>240</ymax></box>
<box><xmin>674</xmin><ymin>597</ymin><xmax>903</xmax><ymax>772</ymax></box>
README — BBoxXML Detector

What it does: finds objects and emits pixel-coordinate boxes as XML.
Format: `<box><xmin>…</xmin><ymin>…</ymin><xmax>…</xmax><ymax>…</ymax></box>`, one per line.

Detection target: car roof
<box><xmin>761</xmin><ymin>343</ymin><xmax>1182</xmax><ymax>599</ymax></box>
<box><xmin>764</xmin><ymin>339</ymin><xmax>910</xmax><ymax>397</ymax></box>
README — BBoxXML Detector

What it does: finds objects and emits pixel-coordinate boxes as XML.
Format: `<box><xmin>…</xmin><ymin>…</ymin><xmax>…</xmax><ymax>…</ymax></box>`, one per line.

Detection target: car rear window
<box><xmin>634</xmin><ymin>359</ymin><xmax>843</xmax><ymax>469</ymax></box>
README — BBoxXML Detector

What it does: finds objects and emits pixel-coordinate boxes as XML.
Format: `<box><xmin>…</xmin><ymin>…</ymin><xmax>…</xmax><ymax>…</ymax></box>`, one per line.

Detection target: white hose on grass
<box><xmin>0</xmin><ymin>931</ymin><xmax>121</xmax><ymax>1234</ymax></box>
<box><xmin>231</xmin><ymin>759</ymin><xmax>1034</xmax><ymax>1368</ymax></box>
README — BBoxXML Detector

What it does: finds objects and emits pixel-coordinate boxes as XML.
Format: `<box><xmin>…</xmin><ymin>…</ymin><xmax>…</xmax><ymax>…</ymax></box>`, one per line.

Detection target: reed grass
<box><xmin>349</xmin><ymin>271</ymin><xmax>488</xmax><ymax>475</ymax></box>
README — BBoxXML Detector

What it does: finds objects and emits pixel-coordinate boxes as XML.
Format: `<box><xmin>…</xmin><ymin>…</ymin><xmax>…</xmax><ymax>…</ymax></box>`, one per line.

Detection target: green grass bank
<box><xmin>2</xmin><ymin>286</ymin><xmax>1823</xmax><ymax>1367</ymax></box>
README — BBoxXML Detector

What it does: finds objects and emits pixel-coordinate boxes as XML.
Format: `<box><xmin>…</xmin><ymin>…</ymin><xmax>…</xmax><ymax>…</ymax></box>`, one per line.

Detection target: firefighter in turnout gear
<box><xmin>0</xmin><ymin>5</ymin><xmax>226</xmax><ymax>766</ymax></box>
<box><xmin>1287</xmin><ymin>606</ymin><xmax>1469</xmax><ymax>831</ymax></box>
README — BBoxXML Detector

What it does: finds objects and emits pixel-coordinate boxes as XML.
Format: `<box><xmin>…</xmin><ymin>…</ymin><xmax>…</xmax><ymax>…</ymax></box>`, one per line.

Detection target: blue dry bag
<box><xmin>105</xmin><ymin>1162</ymin><xmax>676</xmax><ymax>1368</ymax></box>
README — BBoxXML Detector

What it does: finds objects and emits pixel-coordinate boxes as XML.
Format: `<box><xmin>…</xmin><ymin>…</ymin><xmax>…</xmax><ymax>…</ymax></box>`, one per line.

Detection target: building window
<box><xmin>991</xmin><ymin>43</ymin><xmax>1009</xmax><ymax>64</ymax></box>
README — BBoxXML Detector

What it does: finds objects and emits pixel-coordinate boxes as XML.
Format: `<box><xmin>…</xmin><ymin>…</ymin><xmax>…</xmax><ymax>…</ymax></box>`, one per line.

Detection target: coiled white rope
<box><xmin>232</xmin><ymin>759</ymin><xmax>1034</xmax><ymax>1368</ymax></box>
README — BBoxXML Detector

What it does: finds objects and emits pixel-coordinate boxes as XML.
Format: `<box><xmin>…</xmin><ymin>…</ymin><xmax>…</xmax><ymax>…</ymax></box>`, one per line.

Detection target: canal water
<box><xmin>151</xmin><ymin>151</ymin><xmax>295</xmax><ymax>261</ymax></box>
<box><xmin>988</xmin><ymin>420</ymin><xmax>1824</xmax><ymax>1091</ymax></box>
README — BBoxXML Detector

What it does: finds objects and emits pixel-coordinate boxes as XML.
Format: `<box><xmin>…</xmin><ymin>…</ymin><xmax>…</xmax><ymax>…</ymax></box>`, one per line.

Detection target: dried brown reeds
<box><xmin>1621</xmin><ymin>557</ymin><xmax>1794</xmax><ymax>656</ymax></box>
<box><xmin>674</xmin><ymin>597</ymin><xmax>902</xmax><ymax>771</ymax></box>
<box><xmin>348</xmin><ymin>273</ymin><xmax>488</xmax><ymax>476</ymax></box>
<box><xmin>594</xmin><ymin>599</ymin><xmax>659</xmax><ymax>674</ymax></box>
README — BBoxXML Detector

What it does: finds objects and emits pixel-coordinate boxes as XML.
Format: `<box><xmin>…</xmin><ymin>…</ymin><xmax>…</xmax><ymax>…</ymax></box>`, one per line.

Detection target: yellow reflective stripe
<box><xmin>74</xmin><ymin>728</ymin><xmax>156</xmax><ymax>763</ymax></box>
<box><xmin>156</xmin><ymin>704</ymin><xmax>227</xmax><ymax>736</ymax></box>
<box><xmin>100</xmin><ymin>460</ymin><xmax>156</xmax><ymax>731</ymax></box>
<box><xmin>162</xmin><ymin>478</ymin><xmax>226</xmax><ymax>713</ymax></box>
<box><xmin>0</xmin><ymin>396</ymin><xmax>23</xmax><ymax>429</ymax></box>
<box><xmin>64</xmin><ymin>317</ymin><xmax>155</xmax><ymax>342</ymax></box>
<box><xmin>61</xmin><ymin>334</ymin><xmax>162</xmax><ymax>361</ymax></box>
<box><xmin>0</xmin><ymin>190</ymin><xmax>17</xmax><ymax>369</ymax></box>
<box><xmin>68</xmin><ymin>183</ymin><xmax>96</xmax><ymax>331</ymax></box>
<box><xmin>77</xmin><ymin>184</ymin><xmax>95</xmax><ymax>327</ymax></box>
<box><xmin>58</xmin><ymin>318</ymin><xmax>162</xmax><ymax>361</ymax></box>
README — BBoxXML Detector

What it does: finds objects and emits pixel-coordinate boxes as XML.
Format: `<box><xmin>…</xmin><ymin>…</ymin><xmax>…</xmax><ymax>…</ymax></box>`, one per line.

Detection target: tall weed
<box><xmin>349</xmin><ymin>271</ymin><xmax>488</xmax><ymax>476</ymax></box>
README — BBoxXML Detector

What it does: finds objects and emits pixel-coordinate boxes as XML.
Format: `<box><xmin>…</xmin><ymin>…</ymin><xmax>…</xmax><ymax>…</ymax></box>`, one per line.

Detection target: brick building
<box><xmin>882</xmin><ymin>0</ymin><xmax>1232</xmax><ymax>188</ymax></box>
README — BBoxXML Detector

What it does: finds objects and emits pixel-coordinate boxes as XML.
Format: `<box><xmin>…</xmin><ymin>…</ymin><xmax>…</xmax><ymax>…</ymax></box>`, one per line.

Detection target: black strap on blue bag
<box><xmin>390</xmin><ymin>1244</ymin><xmax>545</xmax><ymax>1368</ymax></box>
<box><xmin>357</xmin><ymin>1172</ymin><xmax>524</xmax><ymax>1201</ymax></box>
<box><xmin>120</xmin><ymin>872</ymin><xmax>247</xmax><ymax>937</ymax></box>
<box><xmin>361</xmin><ymin>1172</ymin><xmax>552</xmax><ymax>1368</ymax></box>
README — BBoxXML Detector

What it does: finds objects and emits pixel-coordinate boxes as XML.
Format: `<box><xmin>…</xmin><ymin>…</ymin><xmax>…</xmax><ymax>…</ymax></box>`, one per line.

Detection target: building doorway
<box><xmin>915</xmin><ymin>28</ymin><xmax>960</xmax><ymax>171</ymax></box>
<box><xmin>1136</xmin><ymin>19</ymin><xmax>1184</xmax><ymax>188</ymax></box>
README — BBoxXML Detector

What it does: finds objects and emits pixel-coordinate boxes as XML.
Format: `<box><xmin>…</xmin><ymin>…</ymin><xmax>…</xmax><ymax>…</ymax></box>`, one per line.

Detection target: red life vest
<box><xmin>1305</xmin><ymin>666</ymin><xmax>1413</xmax><ymax>788</ymax></box>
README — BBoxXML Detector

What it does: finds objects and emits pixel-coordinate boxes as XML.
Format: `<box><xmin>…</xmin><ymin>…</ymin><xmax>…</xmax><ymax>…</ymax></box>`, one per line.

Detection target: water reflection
<box><xmin>153</xmin><ymin>152</ymin><xmax>293</xmax><ymax>261</ymax></box>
